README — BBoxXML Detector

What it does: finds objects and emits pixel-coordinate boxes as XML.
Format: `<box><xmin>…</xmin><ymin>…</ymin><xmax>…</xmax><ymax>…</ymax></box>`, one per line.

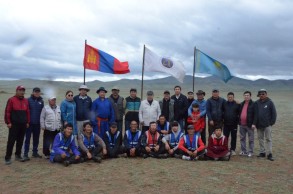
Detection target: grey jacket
<box><xmin>109</xmin><ymin>95</ymin><xmax>124</xmax><ymax>121</ymax></box>
<box><xmin>159</xmin><ymin>99</ymin><xmax>175</xmax><ymax>122</ymax></box>
<box><xmin>253</xmin><ymin>97</ymin><xmax>277</xmax><ymax>128</ymax></box>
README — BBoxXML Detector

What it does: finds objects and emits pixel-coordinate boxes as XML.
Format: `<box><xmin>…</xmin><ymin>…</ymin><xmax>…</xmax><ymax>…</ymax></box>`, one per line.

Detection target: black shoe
<box><xmin>63</xmin><ymin>160</ymin><xmax>70</xmax><ymax>167</ymax></box>
<box><xmin>142</xmin><ymin>154</ymin><xmax>149</xmax><ymax>159</ymax></box>
<box><xmin>93</xmin><ymin>157</ymin><xmax>102</xmax><ymax>163</ymax></box>
<box><xmin>267</xmin><ymin>154</ymin><xmax>274</xmax><ymax>161</ymax></box>
<box><xmin>32</xmin><ymin>153</ymin><xmax>42</xmax><ymax>158</ymax></box>
<box><xmin>79</xmin><ymin>158</ymin><xmax>85</xmax><ymax>163</ymax></box>
<box><xmin>23</xmin><ymin>155</ymin><xmax>30</xmax><ymax>161</ymax></box>
<box><xmin>5</xmin><ymin>159</ymin><xmax>12</xmax><ymax>165</ymax></box>
<box><xmin>257</xmin><ymin>153</ymin><xmax>266</xmax><ymax>158</ymax></box>
<box><xmin>15</xmin><ymin>155</ymin><xmax>25</xmax><ymax>162</ymax></box>
<box><xmin>158</xmin><ymin>154</ymin><xmax>168</xmax><ymax>159</ymax></box>
<box><xmin>174</xmin><ymin>154</ymin><xmax>182</xmax><ymax>159</ymax></box>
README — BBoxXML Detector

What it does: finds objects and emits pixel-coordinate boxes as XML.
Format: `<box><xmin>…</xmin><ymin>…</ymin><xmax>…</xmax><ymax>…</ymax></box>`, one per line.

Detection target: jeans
<box><xmin>24</xmin><ymin>124</ymin><xmax>41</xmax><ymax>155</ymax></box>
<box><xmin>257</xmin><ymin>126</ymin><xmax>272</xmax><ymax>154</ymax></box>
<box><xmin>239</xmin><ymin>125</ymin><xmax>254</xmax><ymax>154</ymax></box>
<box><xmin>5</xmin><ymin>123</ymin><xmax>26</xmax><ymax>160</ymax></box>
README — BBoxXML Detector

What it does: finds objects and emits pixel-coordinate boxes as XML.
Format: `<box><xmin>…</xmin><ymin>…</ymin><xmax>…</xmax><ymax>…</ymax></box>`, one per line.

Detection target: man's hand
<box><xmin>161</xmin><ymin>130</ymin><xmax>168</xmax><ymax>135</ymax></box>
<box><xmin>130</xmin><ymin>148</ymin><xmax>135</xmax><ymax>156</ymax></box>
<box><xmin>61</xmin><ymin>153</ymin><xmax>67</xmax><ymax>158</ymax></box>
<box><xmin>87</xmin><ymin>152</ymin><xmax>92</xmax><ymax>159</ymax></box>
<box><xmin>165</xmin><ymin>144</ymin><xmax>170</xmax><ymax>151</ymax></box>
<box><xmin>209</xmin><ymin>120</ymin><xmax>214</xmax><ymax>126</ymax></box>
<box><xmin>168</xmin><ymin>149</ymin><xmax>174</xmax><ymax>155</ymax></box>
<box><xmin>193</xmin><ymin>150</ymin><xmax>198</xmax><ymax>156</ymax></box>
<box><xmin>154</xmin><ymin>145</ymin><xmax>159</xmax><ymax>152</ymax></box>
<box><xmin>187</xmin><ymin>150</ymin><xmax>193</xmax><ymax>156</ymax></box>
<box><xmin>7</xmin><ymin>123</ymin><xmax>12</xmax><ymax>129</ymax></box>
<box><xmin>75</xmin><ymin>155</ymin><xmax>80</xmax><ymax>160</ymax></box>
<box><xmin>252</xmin><ymin>125</ymin><xmax>256</xmax><ymax>130</ymax></box>
<box><xmin>102</xmin><ymin>148</ymin><xmax>107</xmax><ymax>155</ymax></box>
<box><xmin>26</xmin><ymin>123</ymin><xmax>29</xmax><ymax>128</ymax></box>
<box><xmin>145</xmin><ymin>146</ymin><xmax>151</xmax><ymax>153</ymax></box>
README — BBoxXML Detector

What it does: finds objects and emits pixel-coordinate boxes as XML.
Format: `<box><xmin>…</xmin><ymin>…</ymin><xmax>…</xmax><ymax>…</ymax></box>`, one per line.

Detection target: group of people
<box><xmin>4</xmin><ymin>84</ymin><xmax>277</xmax><ymax>166</ymax></box>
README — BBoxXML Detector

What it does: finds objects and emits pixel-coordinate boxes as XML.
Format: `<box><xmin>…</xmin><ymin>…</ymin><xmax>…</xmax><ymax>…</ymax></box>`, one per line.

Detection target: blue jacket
<box><xmin>28</xmin><ymin>95</ymin><xmax>44</xmax><ymax>124</ymax></box>
<box><xmin>60</xmin><ymin>99</ymin><xmax>77</xmax><ymax>134</ymax></box>
<box><xmin>73</xmin><ymin>95</ymin><xmax>92</xmax><ymax>121</ymax></box>
<box><xmin>124</xmin><ymin>130</ymin><xmax>142</xmax><ymax>149</ymax></box>
<box><xmin>188</xmin><ymin>99</ymin><xmax>206</xmax><ymax>118</ymax></box>
<box><xmin>206</xmin><ymin>97</ymin><xmax>226</xmax><ymax>122</ymax></box>
<box><xmin>50</xmin><ymin>132</ymin><xmax>80</xmax><ymax>162</ymax></box>
<box><xmin>91</xmin><ymin>97</ymin><xmax>115</xmax><ymax>122</ymax></box>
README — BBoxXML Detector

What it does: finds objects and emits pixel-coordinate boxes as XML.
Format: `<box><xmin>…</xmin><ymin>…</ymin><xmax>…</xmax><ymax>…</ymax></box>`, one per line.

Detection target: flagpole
<box><xmin>141</xmin><ymin>45</ymin><xmax>146</xmax><ymax>100</ymax></box>
<box><xmin>193</xmin><ymin>46</ymin><xmax>197</xmax><ymax>93</ymax></box>
<box><xmin>83</xmin><ymin>39</ymin><xmax>87</xmax><ymax>85</ymax></box>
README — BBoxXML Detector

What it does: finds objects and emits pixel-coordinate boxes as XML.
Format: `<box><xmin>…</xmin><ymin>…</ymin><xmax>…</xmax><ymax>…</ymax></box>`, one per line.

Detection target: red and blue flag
<box><xmin>83</xmin><ymin>44</ymin><xmax>130</xmax><ymax>74</ymax></box>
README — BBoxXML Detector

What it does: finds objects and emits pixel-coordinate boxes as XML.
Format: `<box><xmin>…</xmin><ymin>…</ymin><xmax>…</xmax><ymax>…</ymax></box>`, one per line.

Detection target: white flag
<box><xmin>144</xmin><ymin>47</ymin><xmax>186</xmax><ymax>83</ymax></box>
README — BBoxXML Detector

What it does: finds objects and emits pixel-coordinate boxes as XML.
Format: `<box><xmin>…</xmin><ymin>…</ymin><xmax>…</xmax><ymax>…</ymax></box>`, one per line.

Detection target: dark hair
<box><xmin>159</xmin><ymin>114</ymin><xmax>166</xmax><ymax>119</ymax></box>
<box><xmin>192</xmin><ymin>103</ymin><xmax>199</xmax><ymax>108</ymax></box>
<box><xmin>83</xmin><ymin>122</ymin><xmax>92</xmax><ymax>128</ymax></box>
<box><xmin>243</xmin><ymin>91</ymin><xmax>251</xmax><ymax>96</ymax></box>
<box><xmin>130</xmin><ymin>88</ymin><xmax>137</xmax><ymax>92</ymax></box>
<box><xmin>214</xmin><ymin>125</ymin><xmax>222</xmax><ymax>130</ymax></box>
<box><xmin>227</xmin><ymin>92</ymin><xmax>234</xmax><ymax>96</ymax></box>
<box><xmin>64</xmin><ymin>123</ymin><xmax>73</xmax><ymax>129</ymax></box>
<box><xmin>65</xmin><ymin>90</ymin><xmax>73</xmax><ymax>96</ymax></box>
<box><xmin>174</xmin><ymin>86</ymin><xmax>181</xmax><ymax>90</ymax></box>
<box><xmin>149</xmin><ymin>121</ymin><xmax>156</xmax><ymax>126</ymax></box>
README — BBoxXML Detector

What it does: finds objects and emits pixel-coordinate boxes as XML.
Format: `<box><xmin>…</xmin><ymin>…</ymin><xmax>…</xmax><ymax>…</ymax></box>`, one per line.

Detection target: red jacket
<box><xmin>187</xmin><ymin>111</ymin><xmax>205</xmax><ymax>132</ymax></box>
<box><xmin>206</xmin><ymin>134</ymin><xmax>229</xmax><ymax>158</ymax></box>
<box><xmin>4</xmin><ymin>96</ymin><xmax>30</xmax><ymax>124</ymax></box>
<box><xmin>178</xmin><ymin>134</ymin><xmax>205</xmax><ymax>153</ymax></box>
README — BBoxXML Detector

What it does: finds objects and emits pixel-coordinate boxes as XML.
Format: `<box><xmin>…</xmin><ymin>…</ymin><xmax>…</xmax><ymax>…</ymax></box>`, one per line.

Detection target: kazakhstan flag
<box><xmin>196</xmin><ymin>49</ymin><xmax>233</xmax><ymax>83</ymax></box>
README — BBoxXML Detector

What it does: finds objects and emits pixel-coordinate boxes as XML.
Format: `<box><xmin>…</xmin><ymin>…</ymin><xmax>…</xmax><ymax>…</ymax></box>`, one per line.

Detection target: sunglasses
<box><xmin>67</xmin><ymin>94</ymin><xmax>73</xmax><ymax>97</ymax></box>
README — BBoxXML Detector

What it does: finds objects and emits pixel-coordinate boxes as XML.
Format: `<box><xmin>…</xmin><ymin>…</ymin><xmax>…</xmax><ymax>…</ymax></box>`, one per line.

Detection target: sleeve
<box><xmin>162</xmin><ymin>135</ymin><xmax>169</xmax><ymax>144</ymax></box>
<box><xmin>206</xmin><ymin>100</ymin><xmax>212</xmax><ymax>121</ymax></box>
<box><xmin>123</xmin><ymin>98</ymin><xmax>127</xmax><ymax>115</ymax></box>
<box><xmin>52</xmin><ymin>134</ymin><xmax>65</xmax><ymax>155</ymax></box>
<box><xmin>140</xmin><ymin>132</ymin><xmax>147</xmax><ymax>147</ymax></box>
<box><xmin>157</xmin><ymin>102</ymin><xmax>161</xmax><ymax>120</ymax></box>
<box><xmin>207</xmin><ymin>136</ymin><xmax>214</xmax><ymax>152</ymax></box>
<box><xmin>103</xmin><ymin>133</ymin><xmax>111</xmax><ymax>151</ymax></box>
<box><xmin>70</xmin><ymin>139</ymin><xmax>80</xmax><ymax>156</ymax></box>
<box><xmin>121</xmin><ymin>98</ymin><xmax>125</xmax><ymax>115</ymax></box>
<box><xmin>199</xmin><ymin>101</ymin><xmax>207</xmax><ymax>117</ymax></box>
<box><xmin>95</xmin><ymin>134</ymin><xmax>106</xmax><ymax>148</ymax></box>
<box><xmin>187</xmin><ymin>115</ymin><xmax>193</xmax><ymax>124</ymax></box>
<box><xmin>218</xmin><ymin>136</ymin><xmax>229</xmax><ymax>152</ymax></box>
<box><xmin>4</xmin><ymin>98</ymin><xmax>12</xmax><ymax>124</ymax></box>
<box><xmin>199</xmin><ymin>117</ymin><xmax>205</xmax><ymax>129</ymax></box>
<box><xmin>196</xmin><ymin>137</ymin><xmax>205</xmax><ymax>152</ymax></box>
<box><xmin>135</xmin><ymin>134</ymin><xmax>142</xmax><ymax>149</ymax></box>
<box><xmin>181</xmin><ymin>96</ymin><xmax>188</xmax><ymax>118</ymax></box>
<box><xmin>90</xmin><ymin>101</ymin><xmax>97</xmax><ymax>125</ymax></box>
<box><xmin>78</xmin><ymin>135</ymin><xmax>88</xmax><ymax>153</ymax></box>
<box><xmin>60</xmin><ymin>101</ymin><xmax>67</xmax><ymax>122</ymax></box>
<box><xmin>112</xmin><ymin>132</ymin><xmax>122</xmax><ymax>154</ymax></box>
<box><xmin>123</xmin><ymin>132</ymin><xmax>130</xmax><ymax>149</ymax></box>
<box><xmin>178</xmin><ymin>138</ymin><xmax>188</xmax><ymax>153</ymax></box>
<box><xmin>270</xmin><ymin>101</ymin><xmax>277</xmax><ymax>126</ymax></box>
<box><xmin>139</xmin><ymin>103</ymin><xmax>143</xmax><ymax>123</ymax></box>
<box><xmin>40</xmin><ymin>107</ymin><xmax>46</xmax><ymax>129</ymax></box>
<box><xmin>188</xmin><ymin>102</ymin><xmax>193</xmax><ymax>116</ymax></box>
<box><xmin>109</xmin><ymin>102</ymin><xmax>115</xmax><ymax>123</ymax></box>
<box><xmin>252</xmin><ymin>102</ymin><xmax>258</xmax><ymax>126</ymax></box>
<box><xmin>26</xmin><ymin>99</ymin><xmax>30</xmax><ymax>124</ymax></box>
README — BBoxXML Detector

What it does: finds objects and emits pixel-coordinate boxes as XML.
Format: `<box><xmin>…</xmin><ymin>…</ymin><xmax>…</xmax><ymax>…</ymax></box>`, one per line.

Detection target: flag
<box><xmin>144</xmin><ymin>47</ymin><xmax>186</xmax><ymax>82</ymax></box>
<box><xmin>195</xmin><ymin>49</ymin><xmax>233</xmax><ymax>83</ymax></box>
<box><xmin>83</xmin><ymin>44</ymin><xmax>130</xmax><ymax>74</ymax></box>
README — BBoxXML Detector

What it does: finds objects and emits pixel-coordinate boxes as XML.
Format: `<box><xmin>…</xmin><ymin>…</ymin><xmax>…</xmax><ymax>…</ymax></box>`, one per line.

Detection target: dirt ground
<box><xmin>0</xmin><ymin>91</ymin><xmax>292</xmax><ymax>194</ymax></box>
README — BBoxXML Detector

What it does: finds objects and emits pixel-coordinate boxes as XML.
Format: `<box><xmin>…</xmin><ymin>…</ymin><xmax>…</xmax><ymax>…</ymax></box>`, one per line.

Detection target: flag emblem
<box><xmin>161</xmin><ymin>58</ymin><xmax>173</xmax><ymax>68</ymax></box>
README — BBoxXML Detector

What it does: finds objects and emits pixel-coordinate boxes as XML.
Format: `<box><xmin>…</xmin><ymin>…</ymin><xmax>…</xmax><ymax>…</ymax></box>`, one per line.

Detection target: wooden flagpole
<box><xmin>141</xmin><ymin>45</ymin><xmax>146</xmax><ymax>100</ymax></box>
<box><xmin>83</xmin><ymin>39</ymin><xmax>87</xmax><ymax>85</ymax></box>
<box><xmin>192</xmin><ymin>46</ymin><xmax>197</xmax><ymax>93</ymax></box>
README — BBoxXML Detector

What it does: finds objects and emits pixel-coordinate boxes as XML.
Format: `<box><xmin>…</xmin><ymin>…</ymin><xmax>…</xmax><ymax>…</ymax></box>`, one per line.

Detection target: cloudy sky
<box><xmin>0</xmin><ymin>0</ymin><xmax>292</xmax><ymax>82</ymax></box>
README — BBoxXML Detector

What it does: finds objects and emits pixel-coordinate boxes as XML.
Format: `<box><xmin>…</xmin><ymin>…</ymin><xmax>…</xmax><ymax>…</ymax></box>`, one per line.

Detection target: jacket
<box><xmin>159</xmin><ymin>98</ymin><xmax>175</xmax><ymax>122</ymax></box>
<box><xmin>206</xmin><ymin>97</ymin><xmax>226</xmax><ymax>122</ymax></box>
<box><xmin>123</xmin><ymin>130</ymin><xmax>142</xmax><ymax>149</ymax></box>
<box><xmin>73</xmin><ymin>95</ymin><xmax>92</xmax><ymax>121</ymax></box>
<box><xmin>4</xmin><ymin>95</ymin><xmax>30</xmax><ymax>124</ymax></box>
<box><xmin>60</xmin><ymin>99</ymin><xmax>77</xmax><ymax>133</ymax></box>
<box><xmin>124</xmin><ymin>96</ymin><xmax>140</xmax><ymax>122</ymax></box>
<box><xmin>253</xmin><ymin>98</ymin><xmax>277</xmax><ymax>128</ymax></box>
<box><xmin>187</xmin><ymin>111</ymin><xmax>205</xmax><ymax>132</ymax></box>
<box><xmin>141</xmin><ymin>130</ymin><xmax>161</xmax><ymax>148</ymax></box>
<box><xmin>91</xmin><ymin>97</ymin><xmax>115</xmax><ymax>122</ymax></box>
<box><xmin>178</xmin><ymin>133</ymin><xmax>205</xmax><ymax>153</ymax></box>
<box><xmin>139</xmin><ymin>100</ymin><xmax>161</xmax><ymax>126</ymax></box>
<box><xmin>188</xmin><ymin>99</ymin><xmax>207</xmax><ymax>118</ymax></box>
<box><xmin>171</xmin><ymin>94</ymin><xmax>188</xmax><ymax>120</ymax></box>
<box><xmin>206</xmin><ymin>133</ymin><xmax>229</xmax><ymax>158</ymax></box>
<box><xmin>239</xmin><ymin>100</ymin><xmax>254</xmax><ymax>127</ymax></box>
<box><xmin>109</xmin><ymin>95</ymin><xmax>124</xmax><ymax>121</ymax></box>
<box><xmin>40</xmin><ymin>105</ymin><xmax>62</xmax><ymax>131</ymax></box>
<box><xmin>162</xmin><ymin>130</ymin><xmax>184</xmax><ymax>150</ymax></box>
<box><xmin>50</xmin><ymin>132</ymin><xmax>80</xmax><ymax>162</ymax></box>
<box><xmin>78</xmin><ymin>131</ymin><xmax>106</xmax><ymax>154</ymax></box>
<box><xmin>223</xmin><ymin>101</ymin><xmax>240</xmax><ymax>127</ymax></box>
<box><xmin>104</xmin><ymin>130</ymin><xmax>122</xmax><ymax>157</ymax></box>
<box><xmin>28</xmin><ymin>95</ymin><xmax>44</xmax><ymax>124</ymax></box>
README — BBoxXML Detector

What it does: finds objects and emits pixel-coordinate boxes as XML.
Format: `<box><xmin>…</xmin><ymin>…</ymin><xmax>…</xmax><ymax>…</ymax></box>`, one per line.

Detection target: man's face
<box><xmin>212</xmin><ymin>91</ymin><xmax>219</xmax><ymax>98</ymax></box>
<box><xmin>215</xmin><ymin>128</ymin><xmax>222</xmax><ymax>137</ymax></box>
<box><xmin>227</xmin><ymin>95</ymin><xmax>234</xmax><ymax>102</ymax></box>
<box><xmin>192</xmin><ymin>107</ymin><xmax>199</xmax><ymax>112</ymax></box>
<box><xmin>16</xmin><ymin>89</ymin><xmax>25</xmax><ymax>97</ymax></box>
<box><xmin>84</xmin><ymin>124</ymin><xmax>93</xmax><ymax>133</ymax></box>
<box><xmin>174</xmin><ymin>87</ymin><xmax>181</xmax><ymax>95</ymax></box>
<box><xmin>197</xmin><ymin>94</ymin><xmax>204</xmax><ymax>100</ymax></box>
<box><xmin>79</xmin><ymin>89</ymin><xmax>87</xmax><ymax>96</ymax></box>
<box><xmin>187</xmin><ymin>129</ymin><xmax>195</xmax><ymax>135</ymax></box>
<box><xmin>159</xmin><ymin>117</ymin><xmax>166</xmax><ymax>124</ymax></box>
<box><xmin>172</xmin><ymin>126</ymin><xmax>178</xmax><ymax>132</ymax></box>
<box><xmin>147</xmin><ymin>95</ymin><xmax>153</xmax><ymax>101</ymax></box>
<box><xmin>64</xmin><ymin>127</ymin><xmax>73</xmax><ymax>137</ymax></box>
<box><xmin>149</xmin><ymin>123</ymin><xmax>157</xmax><ymax>133</ymax></box>
<box><xmin>112</xmin><ymin>89</ymin><xmax>119</xmax><ymax>97</ymax></box>
<box><xmin>130</xmin><ymin>91</ymin><xmax>137</xmax><ymax>98</ymax></box>
<box><xmin>66</xmin><ymin>92</ymin><xmax>74</xmax><ymax>100</ymax></box>
<box><xmin>243</xmin><ymin>93</ymin><xmax>251</xmax><ymax>101</ymax></box>
<box><xmin>110</xmin><ymin>126</ymin><xmax>117</xmax><ymax>134</ymax></box>
<box><xmin>130</xmin><ymin>121</ymin><xmax>138</xmax><ymax>132</ymax></box>
<box><xmin>48</xmin><ymin>98</ymin><xmax>56</xmax><ymax>106</ymax></box>
<box><xmin>33</xmin><ymin>91</ymin><xmax>41</xmax><ymax>98</ymax></box>
<box><xmin>259</xmin><ymin>92</ymin><xmax>267</xmax><ymax>100</ymax></box>
<box><xmin>164</xmin><ymin>93</ymin><xmax>170</xmax><ymax>100</ymax></box>
<box><xmin>99</xmin><ymin>91</ymin><xmax>106</xmax><ymax>98</ymax></box>
<box><xmin>187</xmin><ymin>93</ymin><xmax>194</xmax><ymax>99</ymax></box>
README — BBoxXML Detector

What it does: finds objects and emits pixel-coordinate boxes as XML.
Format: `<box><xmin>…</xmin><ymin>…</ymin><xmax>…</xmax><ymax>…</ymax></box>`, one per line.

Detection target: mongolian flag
<box><xmin>83</xmin><ymin>44</ymin><xmax>130</xmax><ymax>74</ymax></box>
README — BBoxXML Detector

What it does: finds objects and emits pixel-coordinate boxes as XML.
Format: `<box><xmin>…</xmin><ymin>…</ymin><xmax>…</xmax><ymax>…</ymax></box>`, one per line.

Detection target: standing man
<box><xmin>206</xmin><ymin>89</ymin><xmax>226</xmax><ymax>136</ymax></box>
<box><xmin>159</xmin><ymin>90</ymin><xmax>174</xmax><ymax>123</ymax></box>
<box><xmin>108</xmin><ymin>87</ymin><xmax>124</xmax><ymax>132</ymax></box>
<box><xmin>171</xmin><ymin>86</ymin><xmax>188</xmax><ymax>131</ymax></box>
<box><xmin>188</xmin><ymin>90</ymin><xmax>207</xmax><ymax>144</ymax></box>
<box><xmin>139</xmin><ymin>91</ymin><xmax>161</xmax><ymax>133</ymax></box>
<box><xmin>124</xmin><ymin>88</ymin><xmax>141</xmax><ymax>131</ymax></box>
<box><xmin>4</xmin><ymin>86</ymin><xmax>30</xmax><ymax>164</ymax></box>
<box><xmin>91</xmin><ymin>87</ymin><xmax>115</xmax><ymax>138</ymax></box>
<box><xmin>223</xmin><ymin>92</ymin><xmax>240</xmax><ymax>156</ymax></box>
<box><xmin>23</xmin><ymin>87</ymin><xmax>44</xmax><ymax>160</ymax></box>
<box><xmin>239</xmin><ymin>91</ymin><xmax>255</xmax><ymax>157</ymax></box>
<box><xmin>74</xmin><ymin>85</ymin><xmax>92</xmax><ymax>135</ymax></box>
<box><xmin>253</xmin><ymin>89</ymin><xmax>277</xmax><ymax>161</ymax></box>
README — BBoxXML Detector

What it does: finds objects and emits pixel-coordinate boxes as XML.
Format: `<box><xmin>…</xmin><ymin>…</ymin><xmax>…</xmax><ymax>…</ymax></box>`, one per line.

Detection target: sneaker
<box><xmin>118</xmin><ymin>153</ymin><xmax>127</xmax><ymax>158</ymax></box>
<box><xmin>32</xmin><ymin>153</ymin><xmax>42</xmax><ymax>158</ymax></box>
<box><xmin>5</xmin><ymin>159</ymin><xmax>12</xmax><ymax>165</ymax></box>
<box><xmin>158</xmin><ymin>154</ymin><xmax>168</xmax><ymax>159</ymax></box>
<box><xmin>23</xmin><ymin>155</ymin><xmax>30</xmax><ymax>161</ymax></box>
<box><xmin>257</xmin><ymin>153</ymin><xmax>266</xmax><ymax>158</ymax></box>
<box><xmin>231</xmin><ymin>150</ymin><xmax>236</xmax><ymax>156</ymax></box>
<box><xmin>182</xmin><ymin>155</ymin><xmax>191</xmax><ymax>160</ymax></box>
<box><xmin>267</xmin><ymin>153</ymin><xmax>274</xmax><ymax>161</ymax></box>
<box><xmin>142</xmin><ymin>154</ymin><xmax>149</xmax><ymax>159</ymax></box>
<box><xmin>239</xmin><ymin>151</ymin><xmax>247</xmax><ymax>156</ymax></box>
<box><xmin>63</xmin><ymin>160</ymin><xmax>70</xmax><ymax>167</ymax></box>
<box><xmin>93</xmin><ymin>157</ymin><xmax>102</xmax><ymax>163</ymax></box>
<box><xmin>248</xmin><ymin>153</ymin><xmax>253</xmax><ymax>157</ymax></box>
<box><xmin>44</xmin><ymin>155</ymin><xmax>50</xmax><ymax>159</ymax></box>
<box><xmin>15</xmin><ymin>155</ymin><xmax>25</xmax><ymax>162</ymax></box>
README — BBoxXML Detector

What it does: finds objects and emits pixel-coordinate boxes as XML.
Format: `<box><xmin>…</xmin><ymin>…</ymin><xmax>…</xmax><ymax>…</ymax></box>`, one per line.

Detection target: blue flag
<box><xmin>196</xmin><ymin>49</ymin><xmax>233</xmax><ymax>83</ymax></box>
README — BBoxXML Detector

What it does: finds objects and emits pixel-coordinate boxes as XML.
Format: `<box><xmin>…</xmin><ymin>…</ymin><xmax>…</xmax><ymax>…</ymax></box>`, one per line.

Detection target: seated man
<box><xmin>78</xmin><ymin>122</ymin><xmax>107</xmax><ymax>163</ymax></box>
<box><xmin>206</xmin><ymin>127</ymin><xmax>230</xmax><ymax>161</ymax></box>
<box><xmin>141</xmin><ymin>121</ymin><xmax>167</xmax><ymax>159</ymax></box>
<box><xmin>123</xmin><ymin>120</ymin><xmax>142</xmax><ymax>157</ymax></box>
<box><xmin>104</xmin><ymin>122</ymin><xmax>124</xmax><ymax>158</ymax></box>
<box><xmin>50</xmin><ymin>123</ymin><xmax>81</xmax><ymax>166</ymax></box>
<box><xmin>178</xmin><ymin>125</ymin><xmax>206</xmax><ymax>160</ymax></box>
<box><xmin>162</xmin><ymin>121</ymin><xmax>184</xmax><ymax>157</ymax></box>
<box><xmin>156</xmin><ymin>115</ymin><xmax>170</xmax><ymax>137</ymax></box>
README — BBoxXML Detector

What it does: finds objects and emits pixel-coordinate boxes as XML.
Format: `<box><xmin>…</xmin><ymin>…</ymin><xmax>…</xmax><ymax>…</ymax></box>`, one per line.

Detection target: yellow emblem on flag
<box><xmin>214</xmin><ymin>61</ymin><xmax>222</xmax><ymax>70</ymax></box>
<box><xmin>87</xmin><ymin>49</ymin><xmax>97</xmax><ymax>64</ymax></box>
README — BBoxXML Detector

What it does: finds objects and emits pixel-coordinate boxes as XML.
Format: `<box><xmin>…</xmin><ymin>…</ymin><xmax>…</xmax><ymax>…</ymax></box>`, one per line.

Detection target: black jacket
<box><xmin>206</xmin><ymin>97</ymin><xmax>226</xmax><ymax>122</ymax></box>
<box><xmin>239</xmin><ymin>100</ymin><xmax>254</xmax><ymax>127</ymax></box>
<box><xmin>171</xmin><ymin>94</ymin><xmax>188</xmax><ymax>120</ymax></box>
<box><xmin>253</xmin><ymin>98</ymin><xmax>277</xmax><ymax>128</ymax></box>
<box><xmin>104</xmin><ymin>131</ymin><xmax>123</xmax><ymax>157</ymax></box>
<box><xmin>223</xmin><ymin>101</ymin><xmax>240</xmax><ymax>127</ymax></box>
<box><xmin>73</xmin><ymin>95</ymin><xmax>92</xmax><ymax>121</ymax></box>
